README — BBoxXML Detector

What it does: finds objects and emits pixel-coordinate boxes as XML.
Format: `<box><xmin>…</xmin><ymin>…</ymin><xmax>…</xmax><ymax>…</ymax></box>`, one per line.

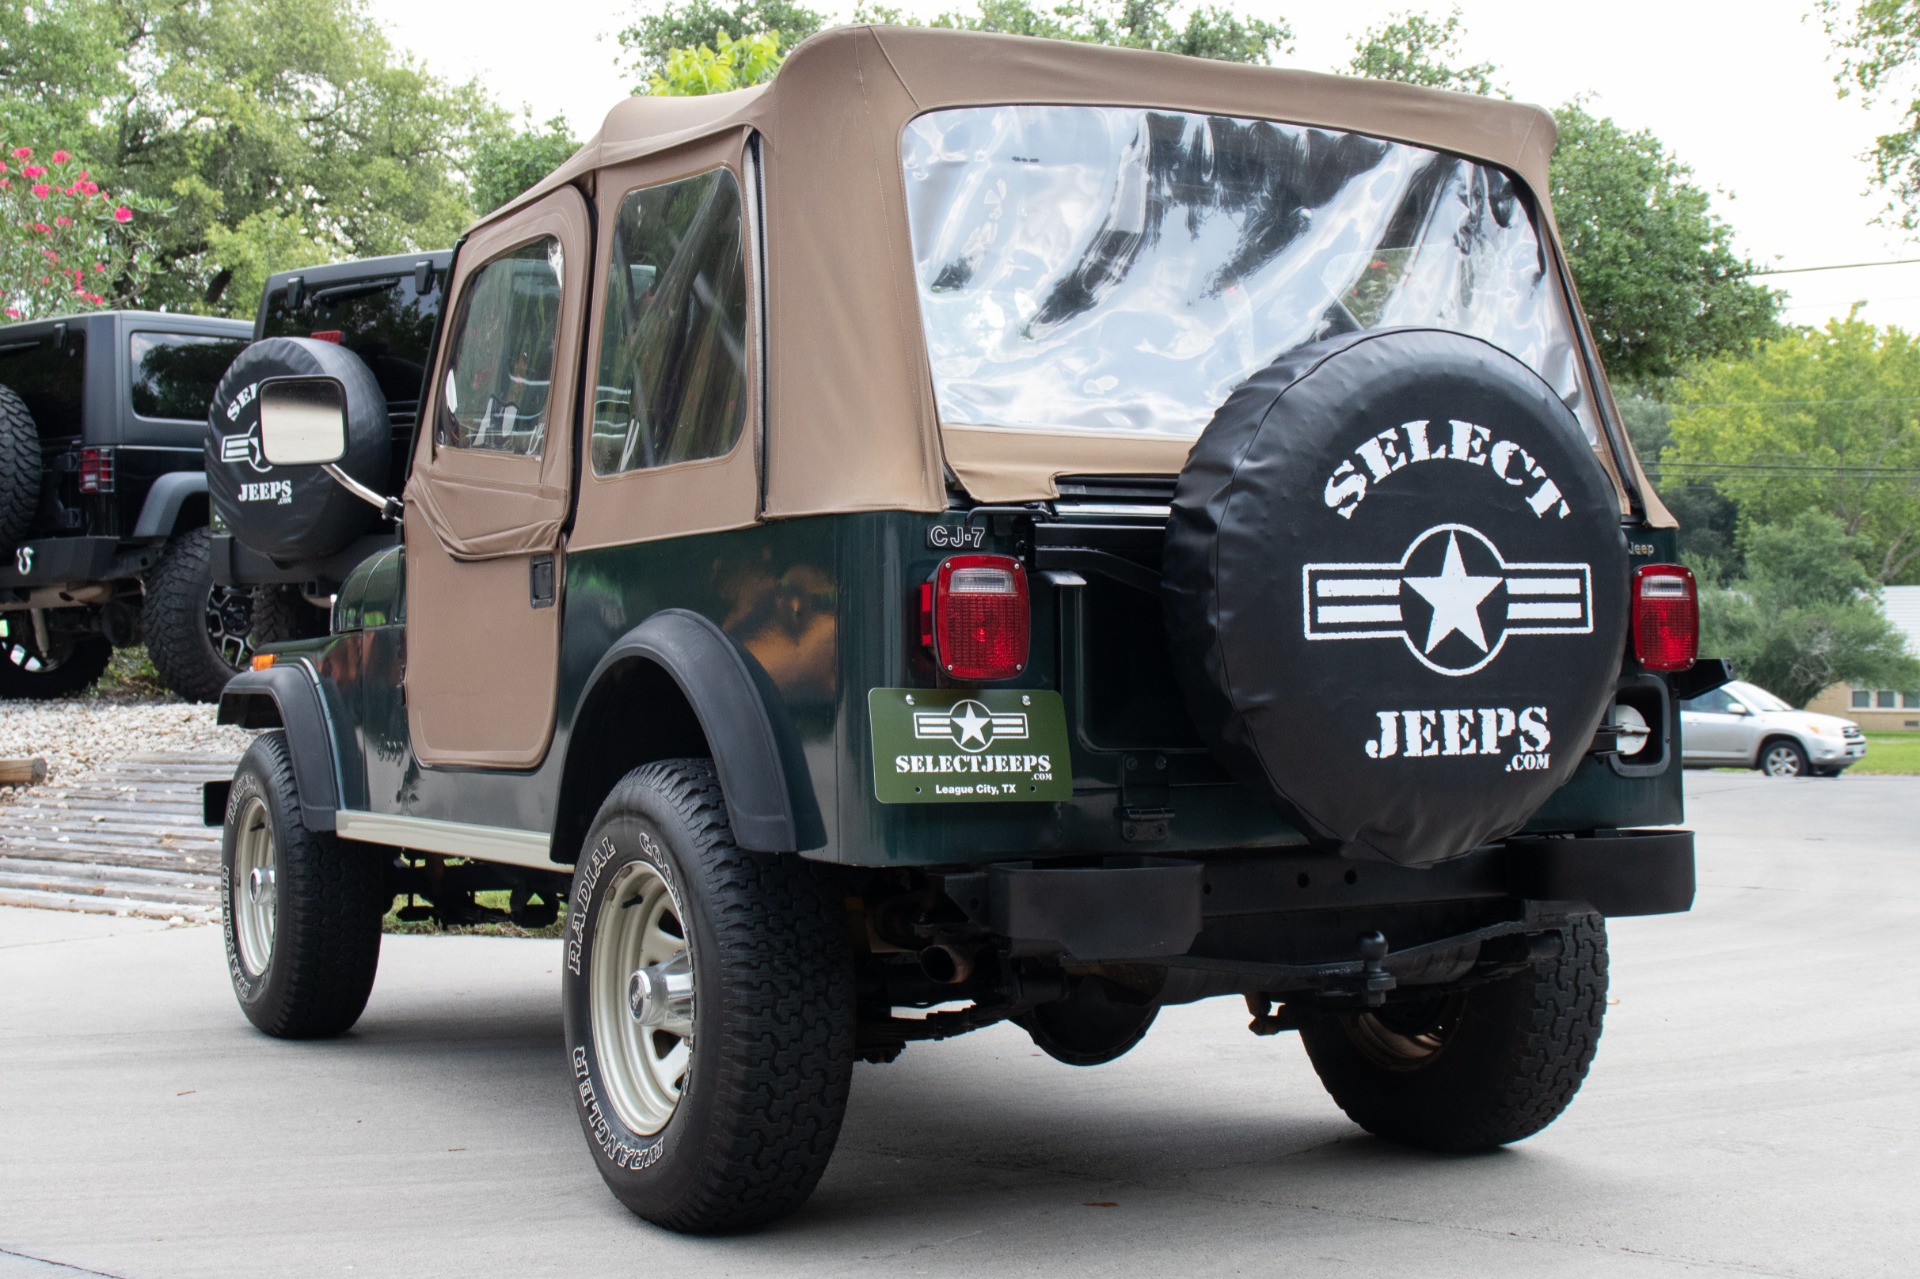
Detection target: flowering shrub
<box><xmin>1</xmin><ymin>145</ymin><xmax>164</xmax><ymax>322</ymax></box>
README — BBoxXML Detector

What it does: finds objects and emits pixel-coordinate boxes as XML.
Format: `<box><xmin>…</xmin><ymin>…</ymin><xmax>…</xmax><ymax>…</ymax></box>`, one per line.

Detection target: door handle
<box><xmin>530</xmin><ymin>555</ymin><xmax>555</xmax><ymax>609</ymax></box>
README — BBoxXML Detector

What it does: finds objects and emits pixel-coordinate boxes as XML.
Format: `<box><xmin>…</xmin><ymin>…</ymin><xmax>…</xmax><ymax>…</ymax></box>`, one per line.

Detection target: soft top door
<box><xmin>403</xmin><ymin>186</ymin><xmax>590</xmax><ymax>769</ymax></box>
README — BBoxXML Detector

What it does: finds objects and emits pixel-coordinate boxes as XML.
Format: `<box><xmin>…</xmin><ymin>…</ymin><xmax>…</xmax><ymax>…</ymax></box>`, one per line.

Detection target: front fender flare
<box><xmin>568</xmin><ymin>609</ymin><xmax>825</xmax><ymax>854</ymax></box>
<box><xmin>215</xmin><ymin>662</ymin><xmax>340</xmax><ymax>831</ymax></box>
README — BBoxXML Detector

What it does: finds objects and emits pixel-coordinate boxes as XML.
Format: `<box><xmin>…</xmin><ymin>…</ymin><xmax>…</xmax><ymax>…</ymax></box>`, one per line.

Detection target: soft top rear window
<box><xmin>902</xmin><ymin>105</ymin><xmax>1594</xmax><ymax>441</ymax></box>
<box><xmin>261</xmin><ymin>271</ymin><xmax>441</xmax><ymax>410</ymax></box>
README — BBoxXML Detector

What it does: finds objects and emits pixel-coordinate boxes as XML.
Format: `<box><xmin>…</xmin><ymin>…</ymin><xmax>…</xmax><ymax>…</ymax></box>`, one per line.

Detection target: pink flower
<box><xmin>54</xmin><ymin>215</ymin><xmax>70</xmax><ymax>227</ymax></box>
<box><xmin>80</xmin><ymin>181</ymin><xmax>99</xmax><ymax>196</ymax></box>
<box><xmin>39</xmin><ymin>277</ymin><xmax>51</xmax><ymax>285</ymax></box>
<box><xmin>51</xmin><ymin>150</ymin><xmax>70</xmax><ymax>164</ymax></box>
<box><xmin>92</xmin><ymin>263</ymin><xmax>105</xmax><ymax>273</ymax></box>
<box><xmin>113</xmin><ymin>206</ymin><xmax>132</xmax><ymax>223</ymax></box>
<box><xmin>32</xmin><ymin>222</ymin><xmax>49</xmax><ymax>234</ymax></box>
<box><xmin>3</xmin><ymin>309</ymin><xmax>18</xmax><ymax>320</ymax></box>
<box><xmin>43</xmin><ymin>249</ymin><xmax>58</xmax><ymax>263</ymax></box>
<box><xmin>22</xmin><ymin>165</ymin><xmax>44</xmax><ymax>178</ymax></box>
<box><xmin>77</xmin><ymin>170</ymin><xmax>87</xmax><ymax>180</ymax></box>
<box><xmin>12</xmin><ymin>147</ymin><xmax>31</xmax><ymax>159</ymax></box>
<box><xmin>30</xmin><ymin>184</ymin><xmax>50</xmax><ymax>199</ymax></box>
<box><xmin>0</xmin><ymin>162</ymin><xmax>8</xmax><ymax>175</ymax></box>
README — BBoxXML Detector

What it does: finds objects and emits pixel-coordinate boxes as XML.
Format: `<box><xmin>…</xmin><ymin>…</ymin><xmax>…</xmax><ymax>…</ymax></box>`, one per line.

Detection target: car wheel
<box><xmin>1297</xmin><ymin>913</ymin><xmax>1608</xmax><ymax>1151</ymax></box>
<box><xmin>0</xmin><ymin>613</ymin><xmax>112</xmax><ymax>700</ymax></box>
<box><xmin>1759</xmin><ymin>739</ymin><xmax>1810</xmax><ymax>778</ymax></box>
<box><xmin>222</xmin><ymin>731</ymin><xmax>388</xmax><ymax>1038</ymax></box>
<box><xmin>144</xmin><ymin>526</ymin><xmax>258</xmax><ymax>703</ymax></box>
<box><xmin>561</xmin><ymin>759</ymin><xmax>855</xmax><ymax>1233</ymax></box>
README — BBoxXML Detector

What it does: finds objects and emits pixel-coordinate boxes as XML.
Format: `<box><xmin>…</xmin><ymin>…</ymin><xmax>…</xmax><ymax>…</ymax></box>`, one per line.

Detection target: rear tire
<box><xmin>221</xmin><ymin>731</ymin><xmax>387</xmax><ymax>1038</ymax></box>
<box><xmin>250</xmin><ymin>585</ymin><xmax>330</xmax><ymax>645</ymax></box>
<box><xmin>0</xmin><ymin>384</ymin><xmax>40</xmax><ymax>547</ymax></box>
<box><xmin>1298</xmin><ymin>914</ymin><xmax>1608</xmax><ymax>1151</ymax></box>
<box><xmin>144</xmin><ymin>526</ymin><xmax>257</xmax><ymax>702</ymax></box>
<box><xmin>561</xmin><ymin>759</ymin><xmax>855</xmax><ymax>1233</ymax></box>
<box><xmin>0</xmin><ymin>614</ymin><xmax>111</xmax><ymax>700</ymax></box>
<box><xmin>1758</xmin><ymin>738</ymin><xmax>1809</xmax><ymax>778</ymax></box>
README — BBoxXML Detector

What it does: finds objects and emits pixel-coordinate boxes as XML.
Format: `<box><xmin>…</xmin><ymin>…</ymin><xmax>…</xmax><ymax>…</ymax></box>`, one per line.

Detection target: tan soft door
<box><xmin>403</xmin><ymin>188</ymin><xmax>591</xmax><ymax>768</ymax></box>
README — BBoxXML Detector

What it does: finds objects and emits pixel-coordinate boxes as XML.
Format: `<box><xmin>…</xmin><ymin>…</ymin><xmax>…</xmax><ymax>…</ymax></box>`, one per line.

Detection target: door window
<box><xmin>437</xmin><ymin>237</ymin><xmax>564</xmax><ymax>457</ymax></box>
<box><xmin>130</xmin><ymin>332</ymin><xmax>246</xmax><ymax>420</ymax></box>
<box><xmin>590</xmin><ymin>169</ymin><xmax>748</xmax><ymax>475</ymax></box>
<box><xmin>1682</xmin><ymin>688</ymin><xmax>1736</xmax><ymax>715</ymax></box>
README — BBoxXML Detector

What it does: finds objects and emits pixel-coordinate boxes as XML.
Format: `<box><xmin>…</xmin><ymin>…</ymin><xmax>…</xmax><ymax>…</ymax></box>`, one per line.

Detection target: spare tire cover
<box><xmin>206</xmin><ymin>337</ymin><xmax>390</xmax><ymax>562</ymax></box>
<box><xmin>1164</xmin><ymin>329</ymin><xmax>1629</xmax><ymax>868</ymax></box>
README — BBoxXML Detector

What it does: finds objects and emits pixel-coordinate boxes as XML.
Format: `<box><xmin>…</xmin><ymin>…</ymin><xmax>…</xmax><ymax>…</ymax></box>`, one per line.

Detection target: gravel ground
<box><xmin>0</xmin><ymin>699</ymin><xmax>254</xmax><ymax>804</ymax></box>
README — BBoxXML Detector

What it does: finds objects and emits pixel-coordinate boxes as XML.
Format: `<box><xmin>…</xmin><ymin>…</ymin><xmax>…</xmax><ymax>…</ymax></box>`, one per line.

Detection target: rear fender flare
<box><xmin>130</xmin><ymin>471</ymin><xmax>208</xmax><ymax>540</ymax></box>
<box><xmin>563</xmin><ymin>609</ymin><xmax>824</xmax><ymax>855</ymax></box>
<box><xmin>214</xmin><ymin>663</ymin><xmax>340</xmax><ymax>831</ymax></box>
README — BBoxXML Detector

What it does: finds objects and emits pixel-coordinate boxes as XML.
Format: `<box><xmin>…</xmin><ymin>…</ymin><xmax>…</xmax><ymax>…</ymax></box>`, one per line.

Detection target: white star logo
<box><xmin>1403</xmin><ymin>533</ymin><xmax>1503</xmax><ymax>654</ymax></box>
<box><xmin>950</xmin><ymin>702</ymin><xmax>991</xmax><ymax>748</ymax></box>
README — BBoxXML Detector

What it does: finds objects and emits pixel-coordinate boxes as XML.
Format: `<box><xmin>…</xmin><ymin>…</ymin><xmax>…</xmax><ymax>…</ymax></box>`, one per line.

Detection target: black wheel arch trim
<box><xmin>563</xmin><ymin>608</ymin><xmax>825</xmax><ymax>855</ymax></box>
<box><xmin>130</xmin><ymin>471</ymin><xmax>208</xmax><ymax>540</ymax></box>
<box><xmin>213</xmin><ymin>662</ymin><xmax>340</xmax><ymax>831</ymax></box>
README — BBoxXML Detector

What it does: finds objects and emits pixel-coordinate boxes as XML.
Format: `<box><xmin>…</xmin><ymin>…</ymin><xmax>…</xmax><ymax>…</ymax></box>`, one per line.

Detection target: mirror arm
<box><xmin>323</xmin><ymin>463</ymin><xmax>404</xmax><ymax>523</ymax></box>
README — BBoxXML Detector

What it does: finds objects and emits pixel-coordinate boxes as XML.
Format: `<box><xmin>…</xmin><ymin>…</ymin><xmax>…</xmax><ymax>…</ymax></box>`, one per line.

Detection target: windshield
<box><xmin>1730</xmin><ymin>681</ymin><xmax>1793</xmax><ymax>713</ymax></box>
<box><xmin>902</xmin><ymin>105</ymin><xmax>1595</xmax><ymax>441</ymax></box>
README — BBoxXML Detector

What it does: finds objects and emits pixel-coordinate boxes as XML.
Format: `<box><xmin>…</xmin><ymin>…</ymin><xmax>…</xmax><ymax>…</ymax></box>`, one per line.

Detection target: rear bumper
<box><xmin>0</xmin><ymin>536</ymin><xmax>157</xmax><ymax>595</ymax></box>
<box><xmin>941</xmin><ymin>828</ymin><xmax>1694</xmax><ymax>965</ymax></box>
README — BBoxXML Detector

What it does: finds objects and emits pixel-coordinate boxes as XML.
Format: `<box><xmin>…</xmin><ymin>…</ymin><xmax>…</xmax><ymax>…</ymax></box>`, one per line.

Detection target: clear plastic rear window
<box><xmin>902</xmin><ymin>105</ymin><xmax>1595</xmax><ymax>441</ymax></box>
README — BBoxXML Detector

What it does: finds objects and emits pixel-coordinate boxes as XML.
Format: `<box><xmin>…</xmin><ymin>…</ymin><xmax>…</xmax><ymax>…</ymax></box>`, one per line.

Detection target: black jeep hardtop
<box><xmin>205</xmin><ymin>26</ymin><xmax>1714</xmax><ymax>1236</ymax></box>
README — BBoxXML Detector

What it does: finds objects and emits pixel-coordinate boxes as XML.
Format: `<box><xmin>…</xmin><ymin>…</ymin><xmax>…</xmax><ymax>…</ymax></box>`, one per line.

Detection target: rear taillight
<box><xmin>78</xmin><ymin>446</ymin><xmax>113</xmax><ymax>494</ymax></box>
<box><xmin>1633</xmin><ymin>564</ymin><xmax>1697</xmax><ymax>672</ymax></box>
<box><xmin>925</xmin><ymin>554</ymin><xmax>1029</xmax><ymax>681</ymax></box>
<box><xmin>309</xmin><ymin>329</ymin><xmax>344</xmax><ymax>344</ymax></box>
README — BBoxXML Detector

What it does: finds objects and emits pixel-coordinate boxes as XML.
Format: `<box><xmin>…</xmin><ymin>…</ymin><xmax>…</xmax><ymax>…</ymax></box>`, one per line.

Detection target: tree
<box><xmin>1665</xmin><ymin>315</ymin><xmax>1920</xmax><ymax>583</ymax></box>
<box><xmin>618</xmin><ymin>1</ymin><xmax>827</xmax><ymax>91</ymax></box>
<box><xmin>0</xmin><ymin>0</ymin><xmax>504</xmax><ymax>315</ymax></box>
<box><xmin>1696</xmin><ymin>512</ymin><xmax>1920</xmax><ymax>706</ymax></box>
<box><xmin>1820</xmin><ymin>0</ymin><xmax>1920</xmax><ymax>230</ymax></box>
<box><xmin>0</xmin><ymin>145</ymin><xmax>164</xmax><ymax>318</ymax></box>
<box><xmin>471</xmin><ymin>114</ymin><xmax>580</xmax><ymax>214</ymax></box>
<box><xmin>1348</xmin><ymin>7</ymin><xmax>1501</xmax><ymax>96</ymax></box>
<box><xmin>648</xmin><ymin>30</ymin><xmax>786</xmax><ymax>95</ymax></box>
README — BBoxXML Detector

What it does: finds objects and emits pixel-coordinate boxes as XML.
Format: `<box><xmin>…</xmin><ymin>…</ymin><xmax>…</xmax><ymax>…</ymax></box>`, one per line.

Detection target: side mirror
<box><xmin>259</xmin><ymin>376</ymin><xmax>347</xmax><ymax>467</ymax></box>
<box><xmin>1727</xmin><ymin>703</ymin><xmax>1751</xmax><ymax>716</ymax></box>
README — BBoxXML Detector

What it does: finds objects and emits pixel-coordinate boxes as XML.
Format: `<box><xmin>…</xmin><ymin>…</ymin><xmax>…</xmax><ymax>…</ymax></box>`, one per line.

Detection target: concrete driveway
<box><xmin>1</xmin><ymin>772</ymin><xmax>1913</xmax><ymax>1278</ymax></box>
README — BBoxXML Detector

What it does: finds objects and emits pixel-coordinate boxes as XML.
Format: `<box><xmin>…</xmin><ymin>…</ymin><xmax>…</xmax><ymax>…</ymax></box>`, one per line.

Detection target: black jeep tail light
<box><xmin>928</xmin><ymin>554</ymin><xmax>1029</xmax><ymax>681</ymax></box>
<box><xmin>310</xmin><ymin>329</ymin><xmax>344</xmax><ymax>344</ymax></box>
<box><xmin>1633</xmin><ymin>564</ymin><xmax>1697</xmax><ymax>672</ymax></box>
<box><xmin>78</xmin><ymin>446</ymin><xmax>113</xmax><ymax>494</ymax></box>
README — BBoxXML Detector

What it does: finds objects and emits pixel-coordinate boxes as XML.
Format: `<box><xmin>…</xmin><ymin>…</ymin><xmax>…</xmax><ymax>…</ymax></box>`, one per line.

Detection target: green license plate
<box><xmin>869</xmin><ymin>688</ymin><xmax>1073</xmax><ymax>804</ymax></box>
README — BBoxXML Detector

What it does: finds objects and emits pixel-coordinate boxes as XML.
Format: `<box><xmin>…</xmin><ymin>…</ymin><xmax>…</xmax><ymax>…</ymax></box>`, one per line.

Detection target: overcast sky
<box><xmin>373</xmin><ymin>0</ymin><xmax>1920</xmax><ymax>331</ymax></box>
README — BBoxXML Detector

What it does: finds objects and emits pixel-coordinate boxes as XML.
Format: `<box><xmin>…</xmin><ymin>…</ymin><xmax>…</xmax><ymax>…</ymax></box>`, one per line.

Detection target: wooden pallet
<box><xmin>0</xmin><ymin>752</ymin><xmax>240</xmax><ymax>922</ymax></box>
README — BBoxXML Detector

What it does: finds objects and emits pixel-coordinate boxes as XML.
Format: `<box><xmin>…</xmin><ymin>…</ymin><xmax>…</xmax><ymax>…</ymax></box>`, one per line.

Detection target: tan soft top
<box><xmin>490</xmin><ymin>26</ymin><xmax>1641</xmax><ymax>520</ymax></box>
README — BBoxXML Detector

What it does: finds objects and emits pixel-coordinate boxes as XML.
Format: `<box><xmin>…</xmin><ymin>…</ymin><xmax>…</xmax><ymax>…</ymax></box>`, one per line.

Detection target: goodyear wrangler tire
<box><xmin>0</xmin><ymin>385</ymin><xmax>40</xmax><ymax>547</ymax></box>
<box><xmin>206</xmin><ymin>337</ymin><xmax>389</xmax><ymax>561</ymax></box>
<box><xmin>1298</xmin><ymin>913</ymin><xmax>1609</xmax><ymax>1151</ymax></box>
<box><xmin>1163</xmin><ymin>329</ymin><xmax>1630</xmax><ymax>867</ymax></box>
<box><xmin>222</xmin><ymin>731</ymin><xmax>387</xmax><ymax>1038</ymax></box>
<box><xmin>562</xmin><ymin>759</ymin><xmax>855</xmax><ymax>1234</ymax></box>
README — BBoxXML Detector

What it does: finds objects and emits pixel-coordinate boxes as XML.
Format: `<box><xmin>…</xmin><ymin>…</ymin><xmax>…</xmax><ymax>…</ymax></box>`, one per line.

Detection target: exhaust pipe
<box><xmin>918</xmin><ymin>943</ymin><xmax>975</xmax><ymax>985</ymax></box>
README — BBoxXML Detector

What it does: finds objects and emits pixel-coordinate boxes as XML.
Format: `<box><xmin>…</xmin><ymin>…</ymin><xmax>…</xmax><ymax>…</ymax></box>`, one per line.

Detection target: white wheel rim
<box><xmin>591</xmin><ymin>859</ymin><xmax>694</xmax><ymax>1136</ymax></box>
<box><xmin>231</xmin><ymin>795</ymin><xmax>276</xmax><ymax>975</ymax></box>
<box><xmin>1764</xmin><ymin>746</ymin><xmax>1801</xmax><ymax>776</ymax></box>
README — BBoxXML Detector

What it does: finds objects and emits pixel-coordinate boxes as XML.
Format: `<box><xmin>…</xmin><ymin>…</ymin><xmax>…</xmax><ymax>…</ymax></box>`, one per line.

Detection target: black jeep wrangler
<box><xmin>208</xmin><ymin>28</ymin><xmax>1712</xmax><ymax>1235</ymax></box>
<box><xmin>204</xmin><ymin>250</ymin><xmax>451</xmax><ymax>637</ymax></box>
<box><xmin>0</xmin><ymin>309</ymin><xmax>250</xmax><ymax>699</ymax></box>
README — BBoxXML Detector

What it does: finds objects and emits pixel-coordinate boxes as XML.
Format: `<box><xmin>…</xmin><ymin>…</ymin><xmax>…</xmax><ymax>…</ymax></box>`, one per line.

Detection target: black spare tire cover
<box><xmin>1164</xmin><ymin>329</ymin><xmax>1629</xmax><ymax>868</ymax></box>
<box><xmin>206</xmin><ymin>337</ymin><xmax>390</xmax><ymax>562</ymax></box>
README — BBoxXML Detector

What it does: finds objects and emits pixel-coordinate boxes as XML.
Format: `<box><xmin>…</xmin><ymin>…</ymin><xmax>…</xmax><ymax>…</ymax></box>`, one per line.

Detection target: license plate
<box><xmin>869</xmin><ymin>687</ymin><xmax>1073</xmax><ymax>803</ymax></box>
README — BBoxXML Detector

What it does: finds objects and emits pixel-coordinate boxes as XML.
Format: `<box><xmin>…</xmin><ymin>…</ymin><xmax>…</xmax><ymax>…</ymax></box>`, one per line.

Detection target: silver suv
<box><xmin>1680</xmin><ymin>680</ymin><xmax>1866</xmax><ymax>777</ymax></box>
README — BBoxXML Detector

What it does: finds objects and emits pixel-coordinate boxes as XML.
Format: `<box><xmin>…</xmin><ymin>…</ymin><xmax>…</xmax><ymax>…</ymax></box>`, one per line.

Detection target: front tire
<box><xmin>144</xmin><ymin>526</ymin><xmax>258</xmax><ymax>703</ymax></box>
<box><xmin>0</xmin><ymin>613</ymin><xmax>111</xmax><ymax>700</ymax></box>
<box><xmin>1759</xmin><ymin>739</ymin><xmax>1809</xmax><ymax>778</ymax></box>
<box><xmin>222</xmin><ymin>732</ymin><xmax>387</xmax><ymax>1038</ymax></box>
<box><xmin>562</xmin><ymin>760</ymin><xmax>854</xmax><ymax>1234</ymax></box>
<box><xmin>1298</xmin><ymin>914</ymin><xmax>1608</xmax><ymax>1151</ymax></box>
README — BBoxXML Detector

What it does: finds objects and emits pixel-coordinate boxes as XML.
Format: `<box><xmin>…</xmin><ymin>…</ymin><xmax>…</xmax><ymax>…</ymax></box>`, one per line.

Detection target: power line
<box><xmin>1744</xmin><ymin>257</ymin><xmax>1920</xmax><ymax>276</ymax></box>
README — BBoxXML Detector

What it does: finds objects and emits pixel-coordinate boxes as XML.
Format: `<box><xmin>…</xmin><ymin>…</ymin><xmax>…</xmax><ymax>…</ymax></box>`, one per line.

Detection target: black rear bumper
<box><xmin>943</xmin><ymin>828</ymin><xmax>1694</xmax><ymax>965</ymax></box>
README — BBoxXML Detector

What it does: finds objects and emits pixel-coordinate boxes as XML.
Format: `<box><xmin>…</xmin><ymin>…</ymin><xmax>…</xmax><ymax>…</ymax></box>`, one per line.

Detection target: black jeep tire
<box><xmin>0</xmin><ymin>385</ymin><xmax>38</xmax><ymax>547</ymax></box>
<box><xmin>1297</xmin><ymin>913</ymin><xmax>1608</xmax><ymax>1151</ymax></box>
<box><xmin>0</xmin><ymin>614</ymin><xmax>111</xmax><ymax>700</ymax></box>
<box><xmin>561</xmin><ymin>759</ymin><xmax>855</xmax><ymax>1234</ymax></box>
<box><xmin>144</xmin><ymin>526</ymin><xmax>258</xmax><ymax>703</ymax></box>
<box><xmin>250</xmin><ymin>585</ymin><xmax>330</xmax><ymax>645</ymax></box>
<box><xmin>1758</xmin><ymin>738</ymin><xmax>1809</xmax><ymax>778</ymax></box>
<box><xmin>222</xmin><ymin>731</ymin><xmax>387</xmax><ymax>1038</ymax></box>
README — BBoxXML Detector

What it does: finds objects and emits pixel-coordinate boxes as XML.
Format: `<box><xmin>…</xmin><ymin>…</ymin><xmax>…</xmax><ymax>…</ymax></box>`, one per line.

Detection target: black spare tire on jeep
<box><xmin>0</xmin><ymin>384</ymin><xmax>42</xmax><ymax>548</ymax></box>
<box><xmin>1164</xmin><ymin>329</ymin><xmax>1629</xmax><ymax>868</ymax></box>
<box><xmin>206</xmin><ymin>337</ymin><xmax>390</xmax><ymax>562</ymax></box>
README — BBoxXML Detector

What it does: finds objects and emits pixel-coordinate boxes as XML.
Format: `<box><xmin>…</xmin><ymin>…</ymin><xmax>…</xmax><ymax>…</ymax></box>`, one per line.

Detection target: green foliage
<box><xmin>649</xmin><ymin>30</ymin><xmax>787</xmax><ymax>95</ymax></box>
<box><xmin>1666</xmin><ymin>315</ymin><xmax>1920</xmax><ymax>583</ymax></box>
<box><xmin>0</xmin><ymin>145</ymin><xmax>164</xmax><ymax>318</ymax></box>
<box><xmin>1347</xmin><ymin>7</ymin><xmax>1501</xmax><ymax>96</ymax></box>
<box><xmin>1548</xmin><ymin>104</ymin><xmax>1782</xmax><ymax>384</ymax></box>
<box><xmin>0</xmin><ymin>0</ymin><xmax>505</xmax><ymax>316</ymax></box>
<box><xmin>1819</xmin><ymin>0</ymin><xmax>1920</xmax><ymax>230</ymax></box>
<box><xmin>618</xmin><ymin>1</ymin><xmax>828</xmax><ymax>90</ymax></box>
<box><xmin>1696</xmin><ymin>512</ymin><xmax>1920</xmax><ymax>707</ymax></box>
<box><xmin>471</xmin><ymin>113</ymin><xmax>580</xmax><ymax>214</ymax></box>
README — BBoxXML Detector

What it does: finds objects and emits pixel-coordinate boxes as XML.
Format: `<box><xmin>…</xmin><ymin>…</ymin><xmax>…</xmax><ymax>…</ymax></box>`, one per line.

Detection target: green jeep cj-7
<box><xmin>207</xmin><ymin>27</ymin><xmax>1712</xmax><ymax>1234</ymax></box>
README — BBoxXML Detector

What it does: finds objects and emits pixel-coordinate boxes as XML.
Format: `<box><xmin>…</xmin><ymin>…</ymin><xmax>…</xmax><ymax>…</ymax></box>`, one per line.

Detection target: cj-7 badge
<box><xmin>1304</xmin><ymin>523</ymin><xmax>1591</xmax><ymax>676</ymax></box>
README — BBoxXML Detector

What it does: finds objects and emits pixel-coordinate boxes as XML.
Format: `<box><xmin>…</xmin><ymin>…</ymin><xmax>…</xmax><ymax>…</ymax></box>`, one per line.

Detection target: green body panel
<box><xmin>282</xmin><ymin>510</ymin><xmax>1683</xmax><ymax>868</ymax></box>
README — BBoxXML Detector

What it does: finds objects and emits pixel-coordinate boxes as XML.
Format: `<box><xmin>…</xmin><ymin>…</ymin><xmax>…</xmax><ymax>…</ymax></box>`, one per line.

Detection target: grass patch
<box><xmin>1854</xmin><ymin>732</ymin><xmax>1920</xmax><ymax>776</ymax></box>
<box><xmin>90</xmin><ymin>647</ymin><xmax>171</xmax><ymax>702</ymax></box>
<box><xmin>381</xmin><ymin>888</ymin><xmax>567</xmax><ymax>939</ymax></box>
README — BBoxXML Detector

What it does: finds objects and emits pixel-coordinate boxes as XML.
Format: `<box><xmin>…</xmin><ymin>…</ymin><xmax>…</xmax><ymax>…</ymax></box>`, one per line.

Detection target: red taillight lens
<box><xmin>309</xmin><ymin>329</ymin><xmax>344</xmax><ymax>344</ymax></box>
<box><xmin>929</xmin><ymin>554</ymin><xmax>1029</xmax><ymax>681</ymax></box>
<box><xmin>1633</xmin><ymin>564</ymin><xmax>1697</xmax><ymax>672</ymax></box>
<box><xmin>78</xmin><ymin>446</ymin><xmax>113</xmax><ymax>494</ymax></box>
